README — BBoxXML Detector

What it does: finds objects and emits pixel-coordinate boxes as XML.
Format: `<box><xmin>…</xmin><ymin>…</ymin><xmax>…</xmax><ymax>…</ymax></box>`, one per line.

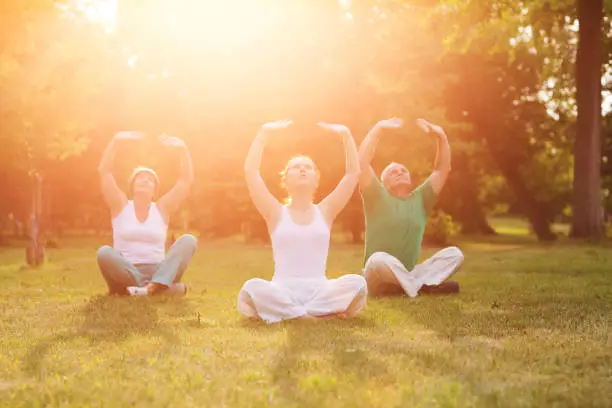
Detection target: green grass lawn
<box><xmin>1</xmin><ymin>235</ymin><xmax>611</xmax><ymax>408</ymax></box>
<box><xmin>487</xmin><ymin>217</ymin><xmax>571</xmax><ymax>237</ymax></box>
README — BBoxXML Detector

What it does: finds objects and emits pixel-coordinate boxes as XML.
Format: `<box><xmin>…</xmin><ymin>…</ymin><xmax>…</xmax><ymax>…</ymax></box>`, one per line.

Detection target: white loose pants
<box><xmin>237</xmin><ymin>275</ymin><xmax>367</xmax><ymax>324</ymax></box>
<box><xmin>363</xmin><ymin>247</ymin><xmax>464</xmax><ymax>297</ymax></box>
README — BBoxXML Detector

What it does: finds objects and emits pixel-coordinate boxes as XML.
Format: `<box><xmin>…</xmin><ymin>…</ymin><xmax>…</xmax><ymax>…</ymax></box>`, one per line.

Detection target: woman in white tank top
<box><xmin>238</xmin><ymin>120</ymin><xmax>367</xmax><ymax>323</ymax></box>
<box><xmin>96</xmin><ymin>131</ymin><xmax>197</xmax><ymax>296</ymax></box>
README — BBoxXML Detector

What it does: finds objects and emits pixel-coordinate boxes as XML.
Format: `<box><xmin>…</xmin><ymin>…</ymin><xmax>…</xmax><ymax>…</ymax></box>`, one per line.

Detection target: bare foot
<box><xmin>311</xmin><ymin>312</ymin><xmax>351</xmax><ymax>320</ymax></box>
<box><xmin>144</xmin><ymin>282</ymin><xmax>167</xmax><ymax>295</ymax></box>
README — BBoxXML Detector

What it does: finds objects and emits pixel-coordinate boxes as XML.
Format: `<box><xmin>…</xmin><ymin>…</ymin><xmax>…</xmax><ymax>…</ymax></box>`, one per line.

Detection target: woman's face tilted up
<box><xmin>282</xmin><ymin>156</ymin><xmax>320</xmax><ymax>197</ymax></box>
<box><xmin>131</xmin><ymin>170</ymin><xmax>158</xmax><ymax>201</ymax></box>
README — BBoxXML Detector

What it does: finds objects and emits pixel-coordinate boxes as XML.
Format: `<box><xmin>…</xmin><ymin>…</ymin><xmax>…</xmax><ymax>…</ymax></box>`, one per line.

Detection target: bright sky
<box><xmin>79</xmin><ymin>0</ymin><xmax>117</xmax><ymax>31</ymax></box>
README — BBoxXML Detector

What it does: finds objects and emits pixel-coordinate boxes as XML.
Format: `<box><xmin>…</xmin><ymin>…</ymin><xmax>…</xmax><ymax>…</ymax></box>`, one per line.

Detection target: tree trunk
<box><xmin>571</xmin><ymin>0</ymin><xmax>605</xmax><ymax>239</ymax></box>
<box><xmin>459</xmin><ymin>212</ymin><xmax>497</xmax><ymax>235</ymax></box>
<box><xmin>501</xmin><ymin>165</ymin><xmax>557</xmax><ymax>241</ymax></box>
<box><xmin>484</xmin><ymin>133</ymin><xmax>557</xmax><ymax>241</ymax></box>
<box><xmin>349</xmin><ymin>220</ymin><xmax>363</xmax><ymax>244</ymax></box>
<box><xmin>340</xmin><ymin>204</ymin><xmax>365</xmax><ymax>244</ymax></box>
<box><xmin>439</xmin><ymin>153</ymin><xmax>496</xmax><ymax>235</ymax></box>
<box><xmin>26</xmin><ymin>173</ymin><xmax>45</xmax><ymax>266</ymax></box>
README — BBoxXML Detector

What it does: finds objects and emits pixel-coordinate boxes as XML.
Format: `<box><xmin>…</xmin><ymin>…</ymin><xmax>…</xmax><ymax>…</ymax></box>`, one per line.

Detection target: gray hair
<box><xmin>381</xmin><ymin>162</ymin><xmax>403</xmax><ymax>182</ymax></box>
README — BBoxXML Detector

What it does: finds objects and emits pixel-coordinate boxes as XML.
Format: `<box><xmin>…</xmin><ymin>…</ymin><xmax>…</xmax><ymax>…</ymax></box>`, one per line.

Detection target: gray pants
<box><xmin>97</xmin><ymin>234</ymin><xmax>197</xmax><ymax>295</ymax></box>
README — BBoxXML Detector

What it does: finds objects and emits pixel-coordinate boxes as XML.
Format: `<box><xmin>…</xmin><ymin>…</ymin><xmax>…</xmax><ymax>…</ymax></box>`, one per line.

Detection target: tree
<box><xmin>603</xmin><ymin>111</ymin><xmax>612</xmax><ymax>217</ymax></box>
<box><xmin>436</xmin><ymin>0</ymin><xmax>611</xmax><ymax>239</ymax></box>
<box><xmin>441</xmin><ymin>49</ymin><xmax>563</xmax><ymax>241</ymax></box>
<box><xmin>571</xmin><ymin>0</ymin><xmax>605</xmax><ymax>238</ymax></box>
<box><xmin>0</xmin><ymin>0</ymin><xmax>112</xmax><ymax>247</ymax></box>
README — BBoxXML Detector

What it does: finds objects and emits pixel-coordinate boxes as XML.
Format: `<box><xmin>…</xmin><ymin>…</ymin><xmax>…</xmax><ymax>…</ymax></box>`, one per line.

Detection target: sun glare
<box><xmin>79</xmin><ymin>0</ymin><xmax>117</xmax><ymax>31</ymax></box>
<box><xmin>79</xmin><ymin>0</ymin><xmax>286</xmax><ymax>42</ymax></box>
<box><xmin>117</xmin><ymin>0</ymin><xmax>292</xmax><ymax>49</ymax></box>
<box><xmin>73</xmin><ymin>0</ymin><xmax>612</xmax><ymax>116</ymax></box>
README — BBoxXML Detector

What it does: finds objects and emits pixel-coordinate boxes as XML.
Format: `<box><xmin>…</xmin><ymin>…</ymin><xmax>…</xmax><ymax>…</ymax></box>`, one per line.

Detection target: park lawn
<box><xmin>487</xmin><ymin>217</ymin><xmax>570</xmax><ymax>237</ymax></box>
<box><xmin>0</xmin><ymin>236</ymin><xmax>611</xmax><ymax>408</ymax></box>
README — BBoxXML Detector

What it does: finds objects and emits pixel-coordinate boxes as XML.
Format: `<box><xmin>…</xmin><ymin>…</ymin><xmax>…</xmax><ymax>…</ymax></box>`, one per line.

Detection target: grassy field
<box><xmin>487</xmin><ymin>217</ymin><xmax>570</xmax><ymax>237</ymax></box>
<box><xmin>1</xmin><ymin>230</ymin><xmax>611</xmax><ymax>407</ymax></box>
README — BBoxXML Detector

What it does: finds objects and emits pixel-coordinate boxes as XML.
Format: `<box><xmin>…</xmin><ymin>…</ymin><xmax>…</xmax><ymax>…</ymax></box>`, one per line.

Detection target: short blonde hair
<box><xmin>128</xmin><ymin>167</ymin><xmax>159</xmax><ymax>198</ymax></box>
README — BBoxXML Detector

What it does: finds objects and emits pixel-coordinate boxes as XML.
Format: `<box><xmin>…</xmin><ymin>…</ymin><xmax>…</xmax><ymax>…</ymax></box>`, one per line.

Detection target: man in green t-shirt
<box><xmin>359</xmin><ymin>118</ymin><xmax>463</xmax><ymax>297</ymax></box>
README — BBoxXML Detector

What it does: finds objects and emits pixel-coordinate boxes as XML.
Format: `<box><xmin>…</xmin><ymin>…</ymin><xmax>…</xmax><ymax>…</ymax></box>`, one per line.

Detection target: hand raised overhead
<box><xmin>416</xmin><ymin>118</ymin><xmax>446</xmax><ymax>136</ymax></box>
<box><xmin>113</xmin><ymin>131</ymin><xmax>144</xmax><ymax>141</ymax></box>
<box><xmin>158</xmin><ymin>134</ymin><xmax>187</xmax><ymax>149</ymax></box>
<box><xmin>317</xmin><ymin>122</ymin><xmax>351</xmax><ymax>136</ymax></box>
<box><xmin>261</xmin><ymin>119</ymin><xmax>293</xmax><ymax>131</ymax></box>
<box><xmin>257</xmin><ymin>120</ymin><xmax>293</xmax><ymax>144</ymax></box>
<box><xmin>375</xmin><ymin>117</ymin><xmax>403</xmax><ymax>130</ymax></box>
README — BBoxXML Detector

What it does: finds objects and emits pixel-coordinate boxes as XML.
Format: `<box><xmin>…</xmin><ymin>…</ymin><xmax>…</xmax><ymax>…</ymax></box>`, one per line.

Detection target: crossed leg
<box><xmin>363</xmin><ymin>247</ymin><xmax>464</xmax><ymax>298</ymax></box>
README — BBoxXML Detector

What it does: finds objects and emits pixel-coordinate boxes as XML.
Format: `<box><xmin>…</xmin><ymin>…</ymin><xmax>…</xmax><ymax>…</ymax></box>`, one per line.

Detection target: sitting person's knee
<box><xmin>447</xmin><ymin>246</ymin><xmax>464</xmax><ymax>264</ymax></box>
<box><xmin>237</xmin><ymin>286</ymin><xmax>253</xmax><ymax>303</ymax></box>
<box><xmin>336</xmin><ymin>274</ymin><xmax>368</xmax><ymax>299</ymax></box>
<box><xmin>344</xmin><ymin>278</ymin><xmax>368</xmax><ymax>315</ymax></box>
<box><xmin>358</xmin><ymin>278</ymin><xmax>368</xmax><ymax>295</ymax></box>
<box><xmin>96</xmin><ymin>246</ymin><xmax>115</xmax><ymax>263</ymax></box>
<box><xmin>178</xmin><ymin>234</ymin><xmax>198</xmax><ymax>250</ymax></box>
<box><xmin>237</xmin><ymin>290</ymin><xmax>257</xmax><ymax>317</ymax></box>
<box><xmin>364</xmin><ymin>252</ymin><xmax>392</xmax><ymax>271</ymax></box>
<box><xmin>364</xmin><ymin>253</ymin><xmax>394</xmax><ymax>279</ymax></box>
<box><xmin>347</xmin><ymin>274</ymin><xmax>368</xmax><ymax>294</ymax></box>
<box><xmin>241</xmin><ymin>278</ymin><xmax>268</xmax><ymax>293</ymax></box>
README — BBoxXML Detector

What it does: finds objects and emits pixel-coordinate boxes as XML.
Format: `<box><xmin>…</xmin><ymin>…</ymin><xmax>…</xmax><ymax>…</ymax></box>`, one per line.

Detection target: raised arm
<box><xmin>157</xmin><ymin>135</ymin><xmax>194</xmax><ymax>220</ymax></box>
<box><xmin>358</xmin><ymin>118</ymin><xmax>403</xmax><ymax>189</ymax></box>
<box><xmin>244</xmin><ymin>120</ymin><xmax>291</xmax><ymax>226</ymax></box>
<box><xmin>416</xmin><ymin>119</ymin><xmax>451</xmax><ymax>195</ymax></box>
<box><xmin>318</xmin><ymin>123</ymin><xmax>360</xmax><ymax>224</ymax></box>
<box><xmin>98</xmin><ymin>131</ymin><xmax>141</xmax><ymax>217</ymax></box>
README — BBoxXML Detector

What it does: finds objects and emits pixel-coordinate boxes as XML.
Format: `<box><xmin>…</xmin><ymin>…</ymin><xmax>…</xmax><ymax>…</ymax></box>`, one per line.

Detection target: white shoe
<box><xmin>127</xmin><ymin>286</ymin><xmax>149</xmax><ymax>296</ymax></box>
<box><xmin>127</xmin><ymin>284</ymin><xmax>186</xmax><ymax>297</ymax></box>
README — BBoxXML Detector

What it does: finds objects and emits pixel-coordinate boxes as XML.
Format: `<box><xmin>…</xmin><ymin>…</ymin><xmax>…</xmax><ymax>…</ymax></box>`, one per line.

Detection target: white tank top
<box><xmin>271</xmin><ymin>205</ymin><xmax>330</xmax><ymax>282</ymax></box>
<box><xmin>112</xmin><ymin>201</ymin><xmax>167</xmax><ymax>265</ymax></box>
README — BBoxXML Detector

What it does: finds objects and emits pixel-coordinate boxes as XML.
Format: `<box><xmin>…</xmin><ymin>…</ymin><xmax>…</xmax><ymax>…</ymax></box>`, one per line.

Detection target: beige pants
<box><xmin>363</xmin><ymin>247</ymin><xmax>464</xmax><ymax>297</ymax></box>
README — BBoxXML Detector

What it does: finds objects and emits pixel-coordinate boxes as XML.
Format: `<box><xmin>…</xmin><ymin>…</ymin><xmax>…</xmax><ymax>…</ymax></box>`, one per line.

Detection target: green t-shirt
<box><xmin>361</xmin><ymin>177</ymin><xmax>436</xmax><ymax>271</ymax></box>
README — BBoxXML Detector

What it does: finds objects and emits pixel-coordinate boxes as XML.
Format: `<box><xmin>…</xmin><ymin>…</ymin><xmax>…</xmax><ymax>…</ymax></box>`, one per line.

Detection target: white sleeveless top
<box><xmin>112</xmin><ymin>201</ymin><xmax>167</xmax><ymax>265</ymax></box>
<box><xmin>271</xmin><ymin>205</ymin><xmax>330</xmax><ymax>282</ymax></box>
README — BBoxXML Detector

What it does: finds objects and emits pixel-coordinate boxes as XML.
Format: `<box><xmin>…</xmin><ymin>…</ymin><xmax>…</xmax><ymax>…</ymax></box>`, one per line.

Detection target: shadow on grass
<box><xmin>269</xmin><ymin>316</ymin><xmax>386</xmax><ymax>404</ymax></box>
<box><xmin>263</xmin><ymin>314</ymin><xmax>514</xmax><ymax>407</ymax></box>
<box><xmin>22</xmin><ymin>295</ymin><xmax>194</xmax><ymax>377</ymax></box>
<box><xmin>398</xmin><ymin>287</ymin><xmax>611</xmax><ymax>343</ymax></box>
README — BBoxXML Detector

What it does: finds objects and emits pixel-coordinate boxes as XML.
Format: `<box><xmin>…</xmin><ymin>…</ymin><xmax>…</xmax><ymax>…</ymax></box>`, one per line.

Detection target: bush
<box><xmin>424</xmin><ymin>210</ymin><xmax>460</xmax><ymax>246</ymax></box>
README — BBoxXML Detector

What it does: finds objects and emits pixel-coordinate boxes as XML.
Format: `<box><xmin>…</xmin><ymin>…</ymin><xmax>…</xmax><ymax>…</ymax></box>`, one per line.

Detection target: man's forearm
<box><xmin>359</xmin><ymin>126</ymin><xmax>383</xmax><ymax>168</ymax></box>
<box><xmin>434</xmin><ymin>132</ymin><xmax>451</xmax><ymax>173</ymax></box>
